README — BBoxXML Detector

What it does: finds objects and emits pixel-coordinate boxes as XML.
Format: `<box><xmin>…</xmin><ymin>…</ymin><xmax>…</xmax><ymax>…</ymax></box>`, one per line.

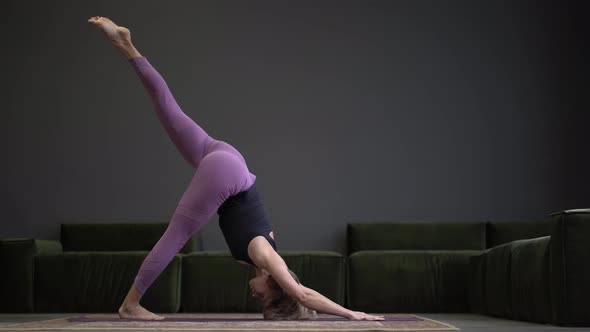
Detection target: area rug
<box><xmin>0</xmin><ymin>313</ymin><xmax>459</xmax><ymax>331</ymax></box>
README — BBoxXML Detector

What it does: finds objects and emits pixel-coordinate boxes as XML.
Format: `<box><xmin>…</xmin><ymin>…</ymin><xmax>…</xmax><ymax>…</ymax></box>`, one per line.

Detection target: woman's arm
<box><xmin>298</xmin><ymin>285</ymin><xmax>352</xmax><ymax>318</ymax></box>
<box><xmin>255</xmin><ymin>249</ymin><xmax>384</xmax><ymax>320</ymax></box>
<box><xmin>299</xmin><ymin>285</ymin><xmax>384</xmax><ymax>320</ymax></box>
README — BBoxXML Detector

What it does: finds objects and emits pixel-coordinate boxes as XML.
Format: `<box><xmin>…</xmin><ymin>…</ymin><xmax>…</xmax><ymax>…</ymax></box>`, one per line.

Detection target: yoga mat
<box><xmin>0</xmin><ymin>313</ymin><xmax>460</xmax><ymax>331</ymax></box>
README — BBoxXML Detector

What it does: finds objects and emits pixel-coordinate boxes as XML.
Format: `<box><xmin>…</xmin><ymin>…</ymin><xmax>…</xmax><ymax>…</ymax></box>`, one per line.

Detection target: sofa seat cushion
<box><xmin>483</xmin><ymin>241</ymin><xmax>511</xmax><ymax>318</ymax></box>
<box><xmin>477</xmin><ymin>236</ymin><xmax>551</xmax><ymax>323</ymax></box>
<box><xmin>34</xmin><ymin>252</ymin><xmax>181</xmax><ymax>313</ymax></box>
<box><xmin>510</xmin><ymin>236</ymin><xmax>551</xmax><ymax>323</ymax></box>
<box><xmin>347</xmin><ymin>250</ymin><xmax>482</xmax><ymax>313</ymax></box>
<box><xmin>180</xmin><ymin>251</ymin><xmax>345</xmax><ymax>313</ymax></box>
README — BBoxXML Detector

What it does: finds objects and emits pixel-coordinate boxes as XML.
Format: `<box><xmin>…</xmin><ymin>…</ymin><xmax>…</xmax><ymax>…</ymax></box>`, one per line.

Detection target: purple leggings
<box><xmin>128</xmin><ymin>56</ymin><xmax>257</xmax><ymax>295</ymax></box>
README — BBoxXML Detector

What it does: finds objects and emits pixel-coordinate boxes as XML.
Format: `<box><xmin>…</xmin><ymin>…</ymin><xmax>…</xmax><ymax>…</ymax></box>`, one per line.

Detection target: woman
<box><xmin>87</xmin><ymin>16</ymin><xmax>384</xmax><ymax>322</ymax></box>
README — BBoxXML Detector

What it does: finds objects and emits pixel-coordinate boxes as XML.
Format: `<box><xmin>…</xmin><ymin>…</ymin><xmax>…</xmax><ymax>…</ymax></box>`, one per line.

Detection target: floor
<box><xmin>0</xmin><ymin>313</ymin><xmax>589</xmax><ymax>332</ymax></box>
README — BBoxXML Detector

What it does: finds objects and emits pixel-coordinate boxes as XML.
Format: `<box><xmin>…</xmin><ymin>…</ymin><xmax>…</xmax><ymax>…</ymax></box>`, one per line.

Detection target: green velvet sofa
<box><xmin>0</xmin><ymin>223</ymin><xmax>199</xmax><ymax>314</ymax></box>
<box><xmin>1</xmin><ymin>209</ymin><xmax>588</xmax><ymax>327</ymax></box>
<box><xmin>0</xmin><ymin>222</ymin><xmax>345</xmax><ymax>315</ymax></box>
<box><xmin>346</xmin><ymin>209</ymin><xmax>590</xmax><ymax>327</ymax></box>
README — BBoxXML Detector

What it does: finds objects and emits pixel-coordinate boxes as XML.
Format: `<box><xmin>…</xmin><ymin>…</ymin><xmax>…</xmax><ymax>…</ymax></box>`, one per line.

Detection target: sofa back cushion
<box><xmin>61</xmin><ymin>223</ymin><xmax>200</xmax><ymax>253</ymax></box>
<box><xmin>486</xmin><ymin>220</ymin><xmax>552</xmax><ymax>248</ymax></box>
<box><xmin>347</xmin><ymin>221</ymin><xmax>486</xmax><ymax>255</ymax></box>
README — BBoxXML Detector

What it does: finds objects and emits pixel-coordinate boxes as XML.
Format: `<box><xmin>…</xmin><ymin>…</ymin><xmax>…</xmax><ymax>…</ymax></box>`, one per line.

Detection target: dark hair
<box><xmin>262</xmin><ymin>268</ymin><xmax>318</xmax><ymax>320</ymax></box>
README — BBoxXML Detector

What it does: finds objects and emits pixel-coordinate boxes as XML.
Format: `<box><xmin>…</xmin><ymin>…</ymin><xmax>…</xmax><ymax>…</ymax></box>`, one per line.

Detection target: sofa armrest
<box><xmin>549</xmin><ymin>209</ymin><xmax>590</xmax><ymax>326</ymax></box>
<box><xmin>0</xmin><ymin>238</ymin><xmax>62</xmax><ymax>313</ymax></box>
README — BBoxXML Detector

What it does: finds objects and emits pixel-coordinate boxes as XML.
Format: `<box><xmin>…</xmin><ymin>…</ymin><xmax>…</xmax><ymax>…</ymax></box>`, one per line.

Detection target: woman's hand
<box><xmin>347</xmin><ymin>310</ymin><xmax>386</xmax><ymax>320</ymax></box>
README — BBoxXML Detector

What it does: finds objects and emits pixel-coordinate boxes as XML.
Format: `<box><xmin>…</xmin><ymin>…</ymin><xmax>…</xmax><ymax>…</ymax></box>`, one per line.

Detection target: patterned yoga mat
<box><xmin>0</xmin><ymin>313</ymin><xmax>460</xmax><ymax>331</ymax></box>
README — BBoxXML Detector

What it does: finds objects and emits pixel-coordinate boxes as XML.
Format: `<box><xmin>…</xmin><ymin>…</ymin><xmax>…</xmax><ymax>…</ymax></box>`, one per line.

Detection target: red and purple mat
<box><xmin>68</xmin><ymin>316</ymin><xmax>421</xmax><ymax>322</ymax></box>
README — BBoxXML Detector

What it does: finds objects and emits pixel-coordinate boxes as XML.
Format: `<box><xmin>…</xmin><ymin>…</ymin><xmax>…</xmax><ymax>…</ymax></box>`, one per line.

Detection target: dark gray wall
<box><xmin>2</xmin><ymin>0</ymin><xmax>588</xmax><ymax>255</ymax></box>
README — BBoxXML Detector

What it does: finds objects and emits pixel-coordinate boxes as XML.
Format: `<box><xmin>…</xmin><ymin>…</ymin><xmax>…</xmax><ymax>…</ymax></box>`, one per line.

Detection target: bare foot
<box><xmin>118</xmin><ymin>304</ymin><xmax>165</xmax><ymax>321</ymax></box>
<box><xmin>87</xmin><ymin>16</ymin><xmax>132</xmax><ymax>46</ymax></box>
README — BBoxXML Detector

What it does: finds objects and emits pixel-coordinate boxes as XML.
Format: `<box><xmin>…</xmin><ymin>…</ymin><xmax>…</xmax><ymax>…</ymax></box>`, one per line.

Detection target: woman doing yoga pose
<box><xmin>87</xmin><ymin>16</ymin><xmax>384</xmax><ymax>322</ymax></box>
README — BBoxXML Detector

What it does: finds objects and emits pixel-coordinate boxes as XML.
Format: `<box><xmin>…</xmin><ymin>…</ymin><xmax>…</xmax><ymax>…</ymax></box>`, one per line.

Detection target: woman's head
<box><xmin>249</xmin><ymin>268</ymin><xmax>317</xmax><ymax>320</ymax></box>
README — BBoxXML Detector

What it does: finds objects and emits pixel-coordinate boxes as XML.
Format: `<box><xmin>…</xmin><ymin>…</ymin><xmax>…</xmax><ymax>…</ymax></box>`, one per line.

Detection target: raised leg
<box><xmin>88</xmin><ymin>16</ymin><xmax>215</xmax><ymax>169</ymax></box>
<box><xmin>128</xmin><ymin>56</ymin><xmax>217</xmax><ymax>169</ymax></box>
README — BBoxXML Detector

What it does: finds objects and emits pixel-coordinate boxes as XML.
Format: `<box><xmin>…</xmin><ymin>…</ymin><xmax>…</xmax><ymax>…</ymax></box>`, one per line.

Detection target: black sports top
<box><xmin>217</xmin><ymin>183</ymin><xmax>277</xmax><ymax>267</ymax></box>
